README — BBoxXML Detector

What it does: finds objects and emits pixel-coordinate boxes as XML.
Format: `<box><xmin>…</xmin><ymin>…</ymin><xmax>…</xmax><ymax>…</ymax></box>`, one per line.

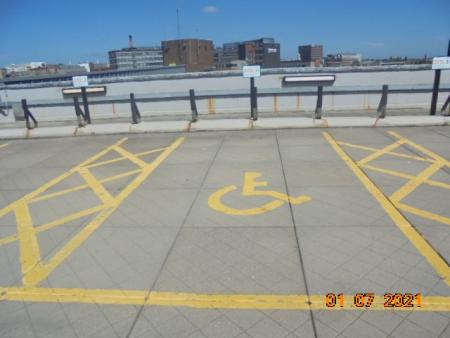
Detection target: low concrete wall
<box><xmin>1</xmin><ymin>65</ymin><xmax>449</xmax><ymax>123</ymax></box>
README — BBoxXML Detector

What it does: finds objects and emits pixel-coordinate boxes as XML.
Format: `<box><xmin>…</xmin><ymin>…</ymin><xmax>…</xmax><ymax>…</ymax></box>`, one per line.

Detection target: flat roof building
<box><xmin>109</xmin><ymin>35</ymin><xmax>163</xmax><ymax>70</ymax></box>
<box><xmin>298</xmin><ymin>45</ymin><xmax>323</xmax><ymax>65</ymax></box>
<box><xmin>215</xmin><ymin>38</ymin><xmax>280</xmax><ymax>69</ymax></box>
<box><xmin>162</xmin><ymin>39</ymin><xmax>214</xmax><ymax>72</ymax></box>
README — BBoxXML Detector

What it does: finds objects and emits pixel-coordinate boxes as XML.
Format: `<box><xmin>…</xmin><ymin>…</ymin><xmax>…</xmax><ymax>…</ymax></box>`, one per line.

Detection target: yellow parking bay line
<box><xmin>357</xmin><ymin>139</ymin><xmax>405</xmax><ymax>166</ymax></box>
<box><xmin>0</xmin><ymin>137</ymin><xmax>185</xmax><ymax>287</ymax></box>
<box><xmin>0</xmin><ymin>287</ymin><xmax>449</xmax><ymax>311</ymax></box>
<box><xmin>0</xmin><ymin>143</ymin><xmax>8</xmax><ymax>150</ymax></box>
<box><xmin>324</xmin><ymin>132</ymin><xmax>450</xmax><ymax>286</ymax></box>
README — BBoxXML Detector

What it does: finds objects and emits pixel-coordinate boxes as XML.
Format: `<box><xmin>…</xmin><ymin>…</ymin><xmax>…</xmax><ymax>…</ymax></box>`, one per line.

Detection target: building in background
<box><xmin>279</xmin><ymin>60</ymin><xmax>312</xmax><ymax>68</ymax></box>
<box><xmin>3</xmin><ymin>62</ymin><xmax>86</xmax><ymax>78</ymax></box>
<box><xmin>162</xmin><ymin>39</ymin><xmax>214</xmax><ymax>72</ymax></box>
<box><xmin>108</xmin><ymin>35</ymin><xmax>163</xmax><ymax>70</ymax></box>
<box><xmin>239</xmin><ymin>38</ymin><xmax>280</xmax><ymax>68</ymax></box>
<box><xmin>298</xmin><ymin>45</ymin><xmax>323</xmax><ymax>66</ymax></box>
<box><xmin>325</xmin><ymin>53</ymin><xmax>362</xmax><ymax>66</ymax></box>
<box><xmin>215</xmin><ymin>38</ymin><xmax>280</xmax><ymax>69</ymax></box>
<box><xmin>5</xmin><ymin>62</ymin><xmax>47</xmax><ymax>74</ymax></box>
<box><xmin>89</xmin><ymin>62</ymin><xmax>111</xmax><ymax>72</ymax></box>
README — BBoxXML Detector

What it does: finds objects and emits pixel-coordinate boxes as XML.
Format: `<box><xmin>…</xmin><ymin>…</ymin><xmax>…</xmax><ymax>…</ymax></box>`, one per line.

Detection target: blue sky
<box><xmin>0</xmin><ymin>0</ymin><xmax>449</xmax><ymax>66</ymax></box>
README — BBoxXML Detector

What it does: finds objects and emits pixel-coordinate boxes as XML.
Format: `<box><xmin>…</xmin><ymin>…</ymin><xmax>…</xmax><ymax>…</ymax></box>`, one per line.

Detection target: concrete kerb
<box><xmin>0</xmin><ymin>115</ymin><xmax>449</xmax><ymax>140</ymax></box>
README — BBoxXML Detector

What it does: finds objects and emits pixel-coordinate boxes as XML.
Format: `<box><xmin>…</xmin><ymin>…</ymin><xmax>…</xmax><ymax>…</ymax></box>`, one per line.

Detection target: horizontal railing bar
<box><xmin>1</xmin><ymin>86</ymin><xmax>449</xmax><ymax>110</ymax></box>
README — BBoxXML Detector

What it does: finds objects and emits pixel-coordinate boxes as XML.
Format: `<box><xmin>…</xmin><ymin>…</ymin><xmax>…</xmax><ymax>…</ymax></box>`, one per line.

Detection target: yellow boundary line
<box><xmin>361</xmin><ymin>164</ymin><xmax>450</xmax><ymax>190</ymax></box>
<box><xmin>0</xmin><ymin>137</ymin><xmax>185</xmax><ymax>287</ymax></box>
<box><xmin>337</xmin><ymin>141</ymin><xmax>434</xmax><ymax>163</ymax></box>
<box><xmin>324</xmin><ymin>132</ymin><xmax>450</xmax><ymax>286</ymax></box>
<box><xmin>357</xmin><ymin>139</ymin><xmax>405</xmax><ymax>166</ymax></box>
<box><xmin>0</xmin><ymin>287</ymin><xmax>449</xmax><ymax>311</ymax></box>
<box><xmin>0</xmin><ymin>143</ymin><xmax>8</xmax><ymax>150</ymax></box>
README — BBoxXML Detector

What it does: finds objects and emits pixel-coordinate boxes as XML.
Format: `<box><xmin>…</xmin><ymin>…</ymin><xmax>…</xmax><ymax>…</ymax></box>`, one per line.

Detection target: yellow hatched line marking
<box><xmin>357</xmin><ymin>139</ymin><xmax>406</xmax><ymax>166</ymax></box>
<box><xmin>388</xmin><ymin>131</ymin><xmax>450</xmax><ymax>165</ymax></box>
<box><xmin>14</xmin><ymin>203</ymin><xmax>43</xmax><ymax>286</ymax></box>
<box><xmin>0</xmin><ymin>206</ymin><xmax>103</xmax><ymax>247</ymax></box>
<box><xmin>0</xmin><ymin>138</ymin><xmax>128</xmax><ymax>219</ymax></box>
<box><xmin>0</xmin><ymin>287</ymin><xmax>449</xmax><ymax>311</ymax></box>
<box><xmin>362</xmin><ymin>164</ymin><xmax>450</xmax><ymax>190</ymax></box>
<box><xmin>113</xmin><ymin>145</ymin><xmax>148</xmax><ymax>168</ymax></box>
<box><xmin>390</xmin><ymin>161</ymin><xmax>446</xmax><ymax>203</ymax></box>
<box><xmin>0</xmin><ymin>136</ymin><xmax>184</xmax><ymax>288</ymax></box>
<box><xmin>397</xmin><ymin>203</ymin><xmax>450</xmax><ymax>226</ymax></box>
<box><xmin>324</xmin><ymin>132</ymin><xmax>450</xmax><ymax>286</ymax></box>
<box><xmin>30</xmin><ymin>169</ymin><xmax>141</xmax><ymax>204</ymax></box>
<box><xmin>0</xmin><ymin>143</ymin><xmax>8</xmax><ymax>150</ymax></box>
<box><xmin>19</xmin><ymin>137</ymin><xmax>184</xmax><ymax>287</ymax></box>
<box><xmin>78</xmin><ymin>168</ymin><xmax>113</xmax><ymax>205</ymax></box>
<box><xmin>338</xmin><ymin>141</ymin><xmax>434</xmax><ymax>163</ymax></box>
<box><xmin>84</xmin><ymin>148</ymin><xmax>166</xmax><ymax>169</ymax></box>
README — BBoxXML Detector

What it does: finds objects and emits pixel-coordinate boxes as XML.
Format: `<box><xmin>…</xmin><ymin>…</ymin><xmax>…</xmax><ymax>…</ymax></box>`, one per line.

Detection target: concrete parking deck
<box><xmin>0</xmin><ymin>126</ymin><xmax>449</xmax><ymax>337</ymax></box>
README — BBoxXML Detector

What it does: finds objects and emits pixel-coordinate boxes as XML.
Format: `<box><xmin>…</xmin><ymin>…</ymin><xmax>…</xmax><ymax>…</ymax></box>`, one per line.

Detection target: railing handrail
<box><xmin>1</xmin><ymin>84</ymin><xmax>449</xmax><ymax>110</ymax></box>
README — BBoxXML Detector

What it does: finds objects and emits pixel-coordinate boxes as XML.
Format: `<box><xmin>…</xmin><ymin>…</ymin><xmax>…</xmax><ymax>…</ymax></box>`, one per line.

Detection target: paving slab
<box><xmin>0</xmin><ymin>126</ymin><xmax>449</xmax><ymax>337</ymax></box>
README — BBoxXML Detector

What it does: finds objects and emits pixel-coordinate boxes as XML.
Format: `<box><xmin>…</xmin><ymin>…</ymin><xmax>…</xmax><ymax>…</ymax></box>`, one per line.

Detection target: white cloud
<box><xmin>202</xmin><ymin>5</ymin><xmax>219</xmax><ymax>13</ymax></box>
<box><xmin>365</xmin><ymin>42</ymin><xmax>385</xmax><ymax>48</ymax></box>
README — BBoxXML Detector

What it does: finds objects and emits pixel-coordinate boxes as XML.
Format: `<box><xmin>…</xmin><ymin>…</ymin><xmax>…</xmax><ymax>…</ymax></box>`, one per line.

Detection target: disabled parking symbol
<box><xmin>208</xmin><ymin>172</ymin><xmax>311</xmax><ymax>216</ymax></box>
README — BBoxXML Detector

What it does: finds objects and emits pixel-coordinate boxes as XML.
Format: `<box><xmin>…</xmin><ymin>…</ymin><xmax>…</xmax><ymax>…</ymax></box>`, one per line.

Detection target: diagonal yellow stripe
<box><xmin>324</xmin><ymin>132</ymin><xmax>450</xmax><ymax>286</ymax></box>
<box><xmin>0</xmin><ymin>206</ymin><xmax>103</xmax><ymax>247</ymax></box>
<box><xmin>0</xmin><ymin>138</ymin><xmax>128</xmax><ymax>219</ymax></box>
<box><xmin>78</xmin><ymin>168</ymin><xmax>113</xmax><ymax>205</ymax></box>
<box><xmin>362</xmin><ymin>164</ymin><xmax>450</xmax><ymax>190</ymax></box>
<box><xmin>30</xmin><ymin>169</ymin><xmax>141</xmax><ymax>204</ymax></box>
<box><xmin>388</xmin><ymin>131</ymin><xmax>450</xmax><ymax>165</ymax></box>
<box><xmin>397</xmin><ymin>202</ymin><xmax>450</xmax><ymax>226</ymax></box>
<box><xmin>24</xmin><ymin>137</ymin><xmax>185</xmax><ymax>287</ymax></box>
<box><xmin>113</xmin><ymin>146</ymin><xmax>148</xmax><ymax>168</ymax></box>
<box><xmin>357</xmin><ymin>139</ymin><xmax>405</xmax><ymax>166</ymax></box>
<box><xmin>84</xmin><ymin>148</ymin><xmax>166</xmax><ymax>169</ymax></box>
<box><xmin>390</xmin><ymin>161</ymin><xmax>445</xmax><ymax>203</ymax></box>
<box><xmin>338</xmin><ymin>141</ymin><xmax>434</xmax><ymax>163</ymax></box>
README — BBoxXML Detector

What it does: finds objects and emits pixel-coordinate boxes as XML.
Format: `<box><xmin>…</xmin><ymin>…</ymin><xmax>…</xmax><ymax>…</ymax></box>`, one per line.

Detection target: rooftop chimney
<box><xmin>129</xmin><ymin>35</ymin><xmax>133</xmax><ymax>48</ymax></box>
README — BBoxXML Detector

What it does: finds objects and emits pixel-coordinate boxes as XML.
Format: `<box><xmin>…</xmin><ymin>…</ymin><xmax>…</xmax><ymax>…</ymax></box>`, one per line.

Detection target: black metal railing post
<box><xmin>251</xmin><ymin>86</ymin><xmax>258</xmax><ymax>120</ymax></box>
<box><xmin>377</xmin><ymin>85</ymin><xmax>389</xmax><ymax>118</ymax></box>
<box><xmin>73</xmin><ymin>97</ymin><xmax>87</xmax><ymax>127</ymax></box>
<box><xmin>314</xmin><ymin>86</ymin><xmax>323</xmax><ymax>119</ymax></box>
<box><xmin>189</xmin><ymin>89</ymin><xmax>198</xmax><ymax>122</ymax></box>
<box><xmin>81</xmin><ymin>87</ymin><xmax>91</xmax><ymax>124</ymax></box>
<box><xmin>430</xmin><ymin>70</ymin><xmax>441</xmax><ymax>116</ymax></box>
<box><xmin>21</xmin><ymin>99</ymin><xmax>38</xmax><ymax>129</ymax></box>
<box><xmin>130</xmin><ymin>93</ymin><xmax>142</xmax><ymax>124</ymax></box>
<box><xmin>250</xmin><ymin>78</ymin><xmax>257</xmax><ymax>120</ymax></box>
<box><xmin>440</xmin><ymin>94</ymin><xmax>450</xmax><ymax>115</ymax></box>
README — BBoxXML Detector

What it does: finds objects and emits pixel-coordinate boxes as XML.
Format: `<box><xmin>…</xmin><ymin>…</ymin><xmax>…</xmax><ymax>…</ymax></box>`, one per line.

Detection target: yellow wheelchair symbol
<box><xmin>208</xmin><ymin>172</ymin><xmax>312</xmax><ymax>216</ymax></box>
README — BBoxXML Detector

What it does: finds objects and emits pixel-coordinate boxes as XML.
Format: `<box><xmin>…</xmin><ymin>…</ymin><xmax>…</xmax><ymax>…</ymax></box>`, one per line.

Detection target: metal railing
<box><xmin>1</xmin><ymin>84</ymin><xmax>449</xmax><ymax>130</ymax></box>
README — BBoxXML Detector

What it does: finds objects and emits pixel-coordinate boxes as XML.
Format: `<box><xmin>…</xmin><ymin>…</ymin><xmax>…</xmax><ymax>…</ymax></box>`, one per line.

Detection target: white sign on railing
<box><xmin>72</xmin><ymin>76</ymin><xmax>89</xmax><ymax>87</ymax></box>
<box><xmin>242</xmin><ymin>65</ymin><xmax>261</xmax><ymax>78</ymax></box>
<box><xmin>432</xmin><ymin>57</ymin><xmax>450</xmax><ymax>70</ymax></box>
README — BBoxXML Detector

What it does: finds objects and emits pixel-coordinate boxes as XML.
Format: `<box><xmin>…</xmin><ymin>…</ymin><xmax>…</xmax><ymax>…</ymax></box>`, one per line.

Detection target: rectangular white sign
<box><xmin>242</xmin><ymin>65</ymin><xmax>261</xmax><ymax>78</ymax></box>
<box><xmin>432</xmin><ymin>57</ymin><xmax>450</xmax><ymax>70</ymax></box>
<box><xmin>72</xmin><ymin>75</ymin><xmax>89</xmax><ymax>87</ymax></box>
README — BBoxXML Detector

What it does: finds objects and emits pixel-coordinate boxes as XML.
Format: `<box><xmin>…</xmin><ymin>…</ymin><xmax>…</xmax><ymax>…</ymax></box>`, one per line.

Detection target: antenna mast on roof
<box><xmin>129</xmin><ymin>35</ymin><xmax>134</xmax><ymax>48</ymax></box>
<box><xmin>176</xmin><ymin>8</ymin><xmax>181</xmax><ymax>39</ymax></box>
